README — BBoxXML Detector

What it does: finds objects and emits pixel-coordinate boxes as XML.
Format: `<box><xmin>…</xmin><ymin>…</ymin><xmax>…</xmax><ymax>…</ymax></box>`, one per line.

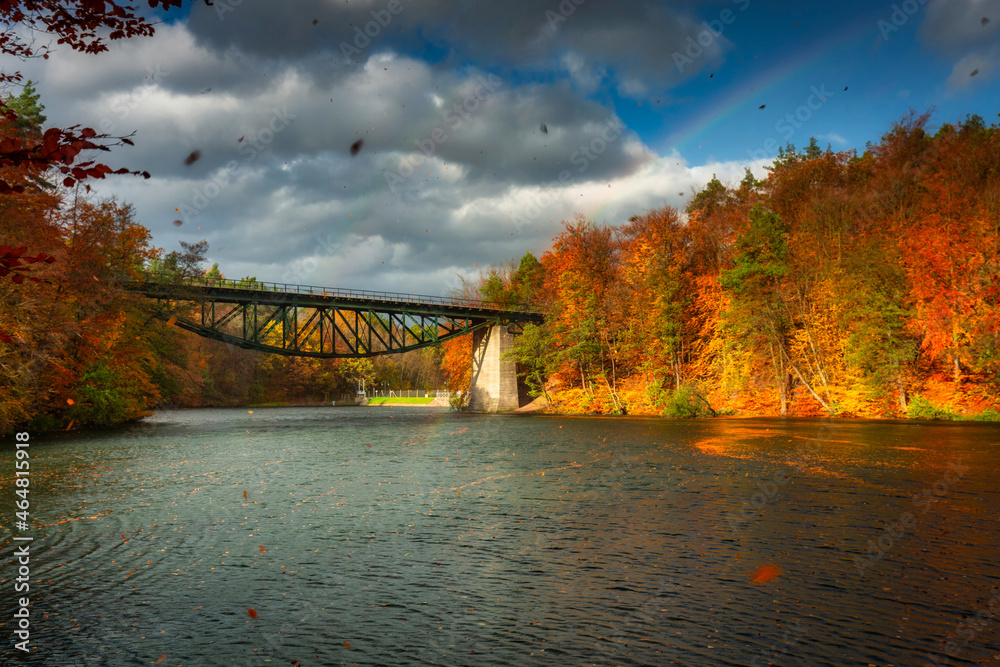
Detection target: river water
<box><xmin>1</xmin><ymin>408</ymin><xmax>999</xmax><ymax>666</ymax></box>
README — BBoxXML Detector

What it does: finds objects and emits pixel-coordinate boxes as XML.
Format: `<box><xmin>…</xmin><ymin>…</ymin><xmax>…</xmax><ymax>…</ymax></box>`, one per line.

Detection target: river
<box><xmin>1</xmin><ymin>408</ymin><xmax>998</xmax><ymax>666</ymax></box>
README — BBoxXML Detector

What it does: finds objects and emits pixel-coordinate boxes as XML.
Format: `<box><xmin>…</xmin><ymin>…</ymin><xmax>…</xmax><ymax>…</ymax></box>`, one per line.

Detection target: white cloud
<box><xmin>945</xmin><ymin>48</ymin><xmax>998</xmax><ymax>91</ymax></box>
<box><xmin>21</xmin><ymin>16</ymin><xmax>762</xmax><ymax>297</ymax></box>
<box><xmin>819</xmin><ymin>132</ymin><xmax>848</xmax><ymax>146</ymax></box>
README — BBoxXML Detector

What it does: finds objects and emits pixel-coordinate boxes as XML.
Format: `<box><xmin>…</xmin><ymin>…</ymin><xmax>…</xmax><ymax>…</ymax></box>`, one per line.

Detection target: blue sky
<box><xmin>15</xmin><ymin>0</ymin><xmax>1000</xmax><ymax>295</ymax></box>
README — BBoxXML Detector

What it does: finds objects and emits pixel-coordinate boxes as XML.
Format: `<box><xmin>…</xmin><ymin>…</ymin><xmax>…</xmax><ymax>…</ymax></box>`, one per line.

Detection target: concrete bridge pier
<box><xmin>468</xmin><ymin>324</ymin><xmax>522</xmax><ymax>412</ymax></box>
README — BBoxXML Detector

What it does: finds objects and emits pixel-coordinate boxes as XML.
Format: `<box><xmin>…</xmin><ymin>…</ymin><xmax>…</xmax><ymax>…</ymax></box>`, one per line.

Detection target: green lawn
<box><xmin>366</xmin><ymin>397</ymin><xmax>435</xmax><ymax>405</ymax></box>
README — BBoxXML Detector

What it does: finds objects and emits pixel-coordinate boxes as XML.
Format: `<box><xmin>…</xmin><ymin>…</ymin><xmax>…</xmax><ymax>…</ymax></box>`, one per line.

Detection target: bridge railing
<box><xmin>136</xmin><ymin>272</ymin><xmax>543</xmax><ymax>315</ymax></box>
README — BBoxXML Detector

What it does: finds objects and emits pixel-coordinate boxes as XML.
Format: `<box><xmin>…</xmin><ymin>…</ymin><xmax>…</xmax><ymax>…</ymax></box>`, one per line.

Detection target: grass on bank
<box><xmin>366</xmin><ymin>397</ymin><xmax>435</xmax><ymax>405</ymax></box>
<box><xmin>906</xmin><ymin>395</ymin><xmax>1000</xmax><ymax>421</ymax></box>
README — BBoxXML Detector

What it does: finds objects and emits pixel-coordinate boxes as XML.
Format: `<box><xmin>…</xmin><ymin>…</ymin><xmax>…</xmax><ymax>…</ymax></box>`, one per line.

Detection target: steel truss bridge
<box><xmin>130</xmin><ymin>273</ymin><xmax>543</xmax><ymax>358</ymax></box>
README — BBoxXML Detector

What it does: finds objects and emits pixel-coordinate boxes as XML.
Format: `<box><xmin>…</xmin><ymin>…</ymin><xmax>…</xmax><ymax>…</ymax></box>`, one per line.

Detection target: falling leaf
<box><xmin>982</xmin><ymin>16</ymin><xmax>990</xmax><ymax>25</ymax></box>
<box><xmin>844</xmin><ymin>86</ymin><xmax>848</xmax><ymax>91</ymax></box>
<box><xmin>199</xmin><ymin>358</ymin><xmax>206</xmax><ymax>368</ymax></box>
<box><xmin>173</xmin><ymin>220</ymin><xmax>183</xmax><ymax>227</ymax></box>
<box><xmin>184</xmin><ymin>150</ymin><xmax>201</xmax><ymax>166</ymax></box>
<box><xmin>350</xmin><ymin>139</ymin><xmax>364</xmax><ymax>156</ymax></box>
<box><xmin>540</xmin><ymin>123</ymin><xmax>548</xmax><ymax>134</ymax></box>
<box><xmin>247</xmin><ymin>608</ymin><xmax>258</xmax><ymax>619</ymax></box>
<box><xmin>238</xmin><ymin>135</ymin><xmax>245</xmax><ymax>143</ymax></box>
<box><xmin>200</xmin><ymin>87</ymin><xmax>212</xmax><ymax>94</ymax></box>
<box><xmin>750</xmin><ymin>564</ymin><xmax>782</xmax><ymax>584</ymax></box>
<box><xmin>759</xmin><ymin>104</ymin><xmax>766</xmax><ymax>109</ymax></box>
<box><xmin>970</xmin><ymin>69</ymin><xmax>980</xmax><ymax>77</ymax></box>
<box><xmin>66</xmin><ymin>398</ymin><xmax>75</xmax><ymax>405</ymax></box>
<box><xmin>155</xmin><ymin>655</ymin><xmax>167</xmax><ymax>664</ymax></box>
<box><xmin>166</xmin><ymin>316</ymin><xmax>177</xmax><ymax>326</ymax></box>
<box><xmin>259</xmin><ymin>545</ymin><xmax>266</xmax><ymax>554</ymax></box>
<box><xmin>709</xmin><ymin>73</ymin><xmax>714</xmax><ymax>78</ymax></box>
<box><xmin>248</xmin><ymin>410</ymin><xmax>253</xmax><ymax>414</ymax></box>
<box><xmin>65</xmin><ymin>420</ymin><xmax>74</xmax><ymax>431</ymax></box>
<box><xmin>313</xmin><ymin>18</ymin><xmax>319</xmax><ymax>25</ymax></box>
<box><xmin>243</xmin><ymin>490</ymin><xmax>248</xmax><ymax>500</ymax></box>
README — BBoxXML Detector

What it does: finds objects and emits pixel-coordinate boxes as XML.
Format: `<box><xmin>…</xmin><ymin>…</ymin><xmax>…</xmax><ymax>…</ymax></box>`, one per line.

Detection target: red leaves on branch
<box><xmin>0</xmin><ymin>0</ymin><xmax>200</xmax><ymax>193</ymax></box>
<box><xmin>0</xmin><ymin>245</ymin><xmax>56</xmax><ymax>284</ymax></box>
<box><xmin>0</xmin><ymin>121</ymin><xmax>152</xmax><ymax>193</ymax></box>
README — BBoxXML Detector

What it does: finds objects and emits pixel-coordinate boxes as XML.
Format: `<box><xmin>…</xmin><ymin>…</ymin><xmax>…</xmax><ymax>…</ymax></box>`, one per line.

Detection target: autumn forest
<box><xmin>2</xmin><ymin>83</ymin><xmax>999</xmax><ymax>432</ymax></box>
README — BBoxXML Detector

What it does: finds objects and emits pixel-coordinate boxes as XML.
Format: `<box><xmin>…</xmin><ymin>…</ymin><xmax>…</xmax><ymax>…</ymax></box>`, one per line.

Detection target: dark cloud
<box><xmin>186</xmin><ymin>0</ymin><xmax>725</xmax><ymax>92</ymax></box>
<box><xmin>23</xmin><ymin>8</ymin><xmax>745</xmax><ymax>296</ymax></box>
<box><xmin>921</xmin><ymin>0</ymin><xmax>1000</xmax><ymax>56</ymax></box>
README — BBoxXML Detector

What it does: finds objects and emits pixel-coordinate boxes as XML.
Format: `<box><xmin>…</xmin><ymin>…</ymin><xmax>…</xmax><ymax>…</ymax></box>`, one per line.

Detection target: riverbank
<box><xmin>366</xmin><ymin>396</ymin><xmax>451</xmax><ymax>407</ymax></box>
<box><xmin>517</xmin><ymin>378</ymin><xmax>1000</xmax><ymax>421</ymax></box>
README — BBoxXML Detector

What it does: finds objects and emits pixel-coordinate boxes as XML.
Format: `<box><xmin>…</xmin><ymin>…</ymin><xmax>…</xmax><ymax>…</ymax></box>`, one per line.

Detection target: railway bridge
<box><xmin>129</xmin><ymin>273</ymin><xmax>544</xmax><ymax>412</ymax></box>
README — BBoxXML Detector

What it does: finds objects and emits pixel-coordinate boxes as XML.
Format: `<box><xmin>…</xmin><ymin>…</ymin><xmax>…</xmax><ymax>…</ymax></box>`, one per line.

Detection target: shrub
<box><xmin>965</xmin><ymin>409</ymin><xmax>1000</xmax><ymax>422</ymax></box>
<box><xmin>905</xmin><ymin>394</ymin><xmax>959</xmax><ymax>420</ymax></box>
<box><xmin>664</xmin><ymin>384</ymin><xmax>717</xmax><ymax>418</ymax></box>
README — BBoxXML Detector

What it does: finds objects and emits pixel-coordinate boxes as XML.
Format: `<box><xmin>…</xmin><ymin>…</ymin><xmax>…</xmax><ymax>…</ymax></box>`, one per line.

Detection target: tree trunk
<box><xmin>768</xmin><ymin>342</ymin><xmax>788</xmax><ymax>416</ymax></box>
<box><xmin>784</xmin><ymin>351</ymin><xmax>834</xmax><ymax>414</ymax></box>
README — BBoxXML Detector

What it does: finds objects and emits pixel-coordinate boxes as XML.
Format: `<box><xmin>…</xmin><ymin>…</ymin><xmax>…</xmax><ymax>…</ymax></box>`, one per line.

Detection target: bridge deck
<box><xmin>126</xmin><ymin>273</ymin><xmax>543</xmax><ymax>358</ymax></box>
<box><xmin>133</xmin><ymin>274</ymin><xmax>544</xmax><ymax>323</ymax></box>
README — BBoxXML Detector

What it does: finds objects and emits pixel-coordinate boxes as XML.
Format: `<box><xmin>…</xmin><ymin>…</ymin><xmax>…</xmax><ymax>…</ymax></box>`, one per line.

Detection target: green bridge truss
<box><xmin>130</xmin><ymin>273</ymin><xmax>543</xmax><ymax>359</ymax></box>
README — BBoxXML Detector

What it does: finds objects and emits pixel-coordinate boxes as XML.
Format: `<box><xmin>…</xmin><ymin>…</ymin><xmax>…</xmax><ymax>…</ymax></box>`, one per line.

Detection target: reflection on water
<box><xmin>1</xmin><ymin>409</ymin><xmax>999</xmax><ymax>665</ymax></box>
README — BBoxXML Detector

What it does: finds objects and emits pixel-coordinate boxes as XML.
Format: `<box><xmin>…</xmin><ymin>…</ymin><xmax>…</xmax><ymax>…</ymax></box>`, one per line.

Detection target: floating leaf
<box><xmin>259</xmin><ymin>545</ymin><xmax>266</xmax><ymax>554</ymax></box>
<box><xmin>750</xmin><ymin>564</ymin><xmax>782</xmax><ymax>584</ymax></box>
<box><xmin>155</xmin><ymin>655</ymin><xmax>167</xmax><ymax>664</ymax></box>
<box><xmin>66</xmin><ymin>398</ymin><xmax>75</xmax><ymax>405</ymax></box>
<box><xmin>343</xmin><ymin>641</ymin><xmax>351</xmax><ymax>649</ymax></box>
<box><xmin>247</xmin><ymin>608</ymin><xmax>258</xmax><ymax>619</ymax></box>
<box><xmin>243</xmin><ymin>490</ymin><xmax>248</xmax><ymax>500</ymax></box>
